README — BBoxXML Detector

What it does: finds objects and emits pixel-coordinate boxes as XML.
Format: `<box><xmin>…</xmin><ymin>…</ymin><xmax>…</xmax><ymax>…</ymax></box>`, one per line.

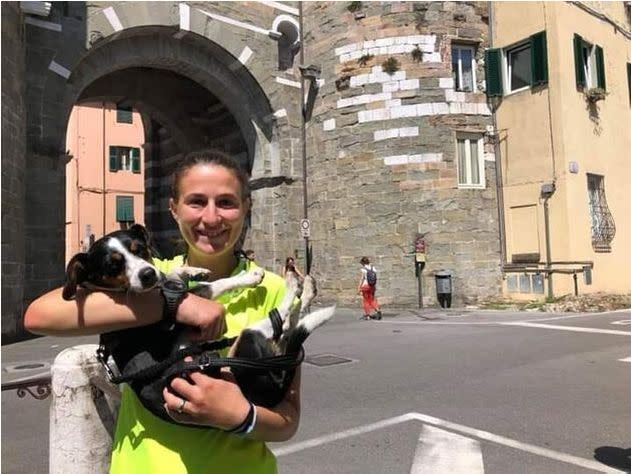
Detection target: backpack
<box><xmin>366</xmin><ymin>266</ymin><xmax>377</xmax><ymax>286</ymax></box>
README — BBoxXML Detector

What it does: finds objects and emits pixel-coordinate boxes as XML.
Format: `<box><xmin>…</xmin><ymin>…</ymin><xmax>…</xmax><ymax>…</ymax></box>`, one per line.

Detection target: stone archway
<box><xmin>62</xmin><ymin>26</ymin><xmax>280</xmax><ymax>255</ymax></box>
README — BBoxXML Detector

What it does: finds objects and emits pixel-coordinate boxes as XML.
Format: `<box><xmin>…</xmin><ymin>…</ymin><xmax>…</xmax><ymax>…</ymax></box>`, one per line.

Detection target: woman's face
<box><xmin>169</xmin><ymin>164</ymin><xmax>249</xmax><ymax>258</ymax></box>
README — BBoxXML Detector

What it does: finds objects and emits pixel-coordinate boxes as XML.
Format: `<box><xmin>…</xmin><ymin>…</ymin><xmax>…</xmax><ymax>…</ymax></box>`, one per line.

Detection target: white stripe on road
<box><xmin>502</xmin><ymin>322</ymin><xmax>631</xmax><ymax>336</ymax></box>
<box><xmin>273</xmin><ymin>412</ymin><xmax>625</xmax><ymax>473</ymax></box>
<box><xmin>411</xmin><ymin>425</ymin><xmax>484</xmax><ymax>473</ymax></box>
<box><xmin>618</xmin><ymin>357</ymin><xmax>631</xmax><ymax>363</ymax></box>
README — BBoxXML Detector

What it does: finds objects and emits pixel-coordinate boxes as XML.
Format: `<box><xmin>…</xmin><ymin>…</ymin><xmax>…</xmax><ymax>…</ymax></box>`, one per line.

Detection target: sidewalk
<box><xmin>1</xmin><ymin>334</ymin><xmax>98</xmax><ymax>385</ymax></box>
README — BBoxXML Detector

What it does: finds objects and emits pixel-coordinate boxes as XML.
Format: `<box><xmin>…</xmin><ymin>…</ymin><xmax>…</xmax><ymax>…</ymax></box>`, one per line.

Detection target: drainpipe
<box><xmin>541</xmin><ymin>182</ymin><xmax>556</xmax><ymax>299</ymax></box>
<box><xmin>298</xmin><ymin>2</ymin><xmax>310</xmax><ymax>274</ymax></box>
<box><xmin>102</xmin><ymin>102</ymin><xmax>107</xmax><ymax>237</ymax></box>
<box><xmin>488</xmin><ymin>2</ymin><xmax>507</xmax><ymax>266</ymax></box>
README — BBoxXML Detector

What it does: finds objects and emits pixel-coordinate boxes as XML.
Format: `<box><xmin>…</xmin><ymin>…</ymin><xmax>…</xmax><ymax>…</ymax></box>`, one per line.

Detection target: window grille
<box><xmin>587</xmin><ymin>174</ymin><xmax>615</xmax><ymax>252</ymax></box>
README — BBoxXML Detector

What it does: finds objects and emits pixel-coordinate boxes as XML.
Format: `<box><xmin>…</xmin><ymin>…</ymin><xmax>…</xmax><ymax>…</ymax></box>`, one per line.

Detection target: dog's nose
<box><xmin>138</xmin><ymin>267</ymin><xmax>159</xmax><ymax>288</ymax></box>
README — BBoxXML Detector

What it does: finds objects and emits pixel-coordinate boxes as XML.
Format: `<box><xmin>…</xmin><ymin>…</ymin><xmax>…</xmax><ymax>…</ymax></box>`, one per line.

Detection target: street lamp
<box><xmin>299</xmin><ymin>64</ymin><xmax>321</xmax><ymax>122</ymax></box>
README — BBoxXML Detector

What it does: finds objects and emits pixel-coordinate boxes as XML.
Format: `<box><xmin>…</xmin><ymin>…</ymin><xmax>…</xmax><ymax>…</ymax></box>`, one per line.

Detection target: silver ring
<box><xmin>177</xmin><ymin>398</ymin><xmax>186</xmax><ymax>414</ymax></box>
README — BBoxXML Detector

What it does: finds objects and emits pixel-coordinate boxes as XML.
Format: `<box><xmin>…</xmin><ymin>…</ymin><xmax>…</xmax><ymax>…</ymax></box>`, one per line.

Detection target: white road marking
<box><xmin>502</xmin><ymin>322</ymin><xmax>631</xmax><ymax>336</ymax></box>
<box><xmin>611</xmin><ymin>320</ymin><xmax>631</xmax><ymax>325</ymax></box>
<box><xmin>273</xmin><ymin>412</ymin><xmax>624</xmax><ymax>472</ymax></box>
<box><xmin>410</xmin><ymin>425</ymin><xmax>484</xmax><ymax>473</ymax></box>
<box><xmin>618</xmin><ymin>357</ymin><xmax>631</xmax><ymax>363</ymax></box>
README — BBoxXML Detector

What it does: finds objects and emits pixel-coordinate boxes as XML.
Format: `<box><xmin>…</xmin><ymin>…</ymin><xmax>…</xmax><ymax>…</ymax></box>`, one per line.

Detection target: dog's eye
<box><xmin>105</xmin><ymin>254</ymin><xmax>125</xmax><ymax>276</ymax></box>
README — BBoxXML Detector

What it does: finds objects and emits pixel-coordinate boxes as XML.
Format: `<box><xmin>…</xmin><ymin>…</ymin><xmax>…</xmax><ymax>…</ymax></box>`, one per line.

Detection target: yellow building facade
<box><xmin>487</xmin><ymin>2</ymin><xmax>631</xmax><ymax>297</ymax></box>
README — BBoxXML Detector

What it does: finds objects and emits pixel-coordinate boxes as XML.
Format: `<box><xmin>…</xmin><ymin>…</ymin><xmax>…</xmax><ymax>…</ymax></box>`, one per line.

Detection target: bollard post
<box><xmin>50</xmin><ymin>344</ymin><xmax>120</xmax><ymax>474</ymax></box>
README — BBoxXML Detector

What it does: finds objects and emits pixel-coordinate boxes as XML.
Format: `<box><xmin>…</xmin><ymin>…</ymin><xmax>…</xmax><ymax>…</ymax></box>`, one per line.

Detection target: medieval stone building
<box><xmin>2</xmin><ymin>1</ymin><xmax>501</xmax><ymax>342</ymax></box>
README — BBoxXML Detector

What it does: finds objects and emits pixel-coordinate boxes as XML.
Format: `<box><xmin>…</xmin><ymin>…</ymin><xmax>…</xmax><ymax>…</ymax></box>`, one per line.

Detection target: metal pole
<box><xmin>543</xmin><ymin>196</ymin><xmax>553</xmax><ymax>299</ymax></box>
<box><xmin>298</xmin><ymin>2</ymin><xmax>310</xmax><ymax>274</ymax></box>
<box><xmin>418</xmin><ymin>271</ymin><xmax>423</xmax><ymax>309</ymax></box>
<box><xmin>573</xmin><ymin>272</ymin><xmax>578</xmax><ymax>296</ymax></box>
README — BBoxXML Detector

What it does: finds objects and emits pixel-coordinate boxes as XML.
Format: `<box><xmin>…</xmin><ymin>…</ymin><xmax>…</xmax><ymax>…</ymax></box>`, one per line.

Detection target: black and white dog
<box><xmin>62</xmin><ymin>224</ymin><xmax>335</xmax><ymax>421</ymax></box>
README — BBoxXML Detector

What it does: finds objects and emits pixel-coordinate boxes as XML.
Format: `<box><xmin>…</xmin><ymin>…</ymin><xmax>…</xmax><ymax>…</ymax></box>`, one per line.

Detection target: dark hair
<box><xmin>171</xmin><ymin>149</ymin><xmax>251</xmax><ymax>202</ymax></box>
<box><xmin>360</xmin><ymin>256</ymin><xmax>370</xmax><ymax>265</ymax></box>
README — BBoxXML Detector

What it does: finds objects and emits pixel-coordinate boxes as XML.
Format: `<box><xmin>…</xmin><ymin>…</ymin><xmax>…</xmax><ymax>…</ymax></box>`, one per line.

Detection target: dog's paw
<box><xmin>242</xmin><ymin>267</ymin><xmax>265</xmax><ymax>287</ymax></box>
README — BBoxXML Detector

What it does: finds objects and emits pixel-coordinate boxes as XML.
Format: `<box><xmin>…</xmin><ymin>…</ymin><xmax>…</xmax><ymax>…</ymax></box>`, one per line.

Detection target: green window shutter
<box><xmin>109</xmin><ymin>147</ymin><xmax>119</xmax><ymax>172</ymax></box>
<box><xmin>595</xmin><ymin>45</ymin><xmax>606</xmax><ymax>90</ymax></box>
<box><xmin>573</xmin><ymin>34</ymin><xmax>586</xmax><ymax>89</ymax></box>
<box><xmin>116</xmin><ymin>196</ymin><xmax>134</xmax><ymax>222</ymax></box>
<box><xmin>484</xmin><ymin>48</ymin><xmax>503</xmax><ymax>97</ymax></box>
<box><xmin>131</xmin><ymin>148</ymin><xmax>140</xmax><ymax>173</ymax></box>
<box><xmin>530</xmin><ymin>31</ymin><xmax>548</xmax><ymax>86</ymax></box>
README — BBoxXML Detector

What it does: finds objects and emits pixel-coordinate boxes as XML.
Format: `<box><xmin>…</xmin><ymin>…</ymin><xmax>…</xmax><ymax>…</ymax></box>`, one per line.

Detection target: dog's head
<box><xmin>62</xmin><ymin>224</ymin><xmax>161</xmax><ymax>300</ymax></box>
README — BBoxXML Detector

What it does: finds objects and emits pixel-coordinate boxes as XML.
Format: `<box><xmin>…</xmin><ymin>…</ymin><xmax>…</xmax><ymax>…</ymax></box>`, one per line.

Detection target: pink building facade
<box><xmin>65</xmin><ymin>102</ymin><xmax>145</xmax><ymax>262</ymax></box>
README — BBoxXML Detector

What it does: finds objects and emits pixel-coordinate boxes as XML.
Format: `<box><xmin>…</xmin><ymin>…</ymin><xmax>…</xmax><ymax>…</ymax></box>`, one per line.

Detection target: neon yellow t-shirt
<box><xmin>109</xmin><ymin>257</ymin><xmax>286</xmax><ymax>474</ymax></box>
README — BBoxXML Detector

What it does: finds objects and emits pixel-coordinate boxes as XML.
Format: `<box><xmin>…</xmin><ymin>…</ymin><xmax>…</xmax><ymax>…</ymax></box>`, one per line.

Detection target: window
<box><xmin>485</xmin><ymin>31</ymin><xmax>548</xmax><ymax>97</ymax></box>
<box><xmin>587</xmin><ymin>174</ymin><xmax>615</xmax><ymax>252</ymax></box>
<box><xmin>506</xmin><ymin>42</ymin><xmax>532</xmax><ymax>92</ymax></box>
<box><xmin>573</xmin><ymin>34</ymin><xmax>606</xmax><ymax>91</ymax></box>
<box><xmin>109</xmin><ymin>146</ymin><xmax>141</xmax><ymax>173</ymax></box>
<box><xmin>456</xmin><ymin>134</ymin><xmax>485</xmax><ymax>188</ymax></box>
<box><xmin>116</xmin><ymin>196</ymin><xmax>134</xmax><ymax>225</ymax></box>
<box><xmin>116</xmin><ymin>105</ymin><xmax>133</xmax><ymax>124</ymax></box>
<box><xmin>451</xmin><ymin>44</ymin><xmax>476</xmax><ymax>92</ymax></box>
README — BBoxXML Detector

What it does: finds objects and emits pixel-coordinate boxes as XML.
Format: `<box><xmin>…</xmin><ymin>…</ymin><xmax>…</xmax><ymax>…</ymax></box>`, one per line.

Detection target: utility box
<box><xmin>435</xmin><ymin>270</ymin><xmax>452</xmax><ymax>308</ymax></box>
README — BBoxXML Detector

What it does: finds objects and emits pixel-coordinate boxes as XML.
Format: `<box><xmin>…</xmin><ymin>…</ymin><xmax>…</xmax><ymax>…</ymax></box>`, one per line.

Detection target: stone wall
<box><xmin>1</xmin><ymin>3</ymin><xmax>27</xmax><ymax>342</ymax></box>
<box><xmin>304</xmin><ymin>2</ymin><xmax>502</xmax><ymax>306</ymax></box>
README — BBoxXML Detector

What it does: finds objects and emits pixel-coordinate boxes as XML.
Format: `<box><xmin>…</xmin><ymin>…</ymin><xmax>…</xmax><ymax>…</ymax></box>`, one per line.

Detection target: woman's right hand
<box><xmin>176</xmin><ymin>293</ymin><xmax>227</xmax><ymax>341</ymax></box>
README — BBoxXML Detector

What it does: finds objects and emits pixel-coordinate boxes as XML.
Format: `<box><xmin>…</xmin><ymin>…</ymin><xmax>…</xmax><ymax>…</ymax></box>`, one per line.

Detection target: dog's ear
<box><xmin>62</xmin><ymin>253</ymin><xmax>89</xmax><ymax>300</ymax></box>
<box><xmin>129</xmin><ymin>224</ymin><xmax>149</xmax><ymax>242</ymax></box>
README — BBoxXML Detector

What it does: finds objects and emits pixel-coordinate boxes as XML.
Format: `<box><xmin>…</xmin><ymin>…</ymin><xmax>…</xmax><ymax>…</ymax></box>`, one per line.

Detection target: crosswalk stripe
<box><xmin>619</xmin><ymin>357</ymin><xmax>631</xmax><ymax>363</ymax></box>
<box><xmin>410</xmin><ymin>425</ymin><xmax>484</xmax><ymax>473</ymax></box>
<box><xmin>502</xmin><ymin>322</ymin><xmax>631</xmax><ymax>336</ymax></box>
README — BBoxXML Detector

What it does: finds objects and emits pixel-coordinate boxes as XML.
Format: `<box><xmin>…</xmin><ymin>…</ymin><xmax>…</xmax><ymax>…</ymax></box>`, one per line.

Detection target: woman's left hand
<box><xmin>163</xmin><ymin>369</ymin><xmax>250</xmax><ymax>430</ymax></box>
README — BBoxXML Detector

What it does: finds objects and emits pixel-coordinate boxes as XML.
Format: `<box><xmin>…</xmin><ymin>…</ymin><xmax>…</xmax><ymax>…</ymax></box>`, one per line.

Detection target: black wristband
<box><xmin>225</xmin><ymin>401</ymin><xmax>256</xmax><ymax>435</ymax></box>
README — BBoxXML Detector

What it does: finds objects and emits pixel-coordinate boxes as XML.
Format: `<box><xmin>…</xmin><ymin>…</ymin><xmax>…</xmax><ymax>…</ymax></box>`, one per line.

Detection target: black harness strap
<box><xmin>110</xmin><ymin>337</ymin><xmax>236</xmax><ymax>384</ymax></box>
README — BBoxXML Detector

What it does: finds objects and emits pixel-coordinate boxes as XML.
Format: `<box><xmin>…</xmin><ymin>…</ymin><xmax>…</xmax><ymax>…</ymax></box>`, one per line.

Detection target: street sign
<box><xmin>300</xmin><ymin>218</ymin><xmax>310</xmax><ymax>238</ymax></box>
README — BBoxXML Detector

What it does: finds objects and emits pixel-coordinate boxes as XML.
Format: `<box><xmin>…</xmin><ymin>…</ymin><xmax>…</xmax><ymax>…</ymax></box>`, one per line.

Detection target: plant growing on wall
<box><xmin>335</xmin><ymin>75</ymin><xmax>351</xmax><ymax>91</ymax></box>
<box><xmin>347</xmin><ymin>1</ymin><xmax>362</xmax><ymax>13</ymax></box>
<box><xmin>584</xmin><ymin>87</ymin><xmax>607</xmax><ymax>103</ymax></box>
<box><xmin>411</xmin><ymin>46</ymin><xmax>423</xmax><ymax>63</ymax></box>
<box><xmin>382</xmin><ymin>57</ymin><xmax>400</xmax><ymax>75</ymax></box>
<box><xmin>357</xmin><ymin>53</ymin><xmax>374</xmax><ymax>66</ymax></box>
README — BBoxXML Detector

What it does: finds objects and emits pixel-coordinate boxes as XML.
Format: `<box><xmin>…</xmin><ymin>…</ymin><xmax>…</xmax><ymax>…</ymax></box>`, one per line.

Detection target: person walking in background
<box><xmin>282</xmin><ymin>256</ymin><xmax>304</xmax><ymax>281</ymax></box>
<box><xmin>357</xmin><ymin>256</ymin><xmax>382</xmax><ymax>320</ymax></box>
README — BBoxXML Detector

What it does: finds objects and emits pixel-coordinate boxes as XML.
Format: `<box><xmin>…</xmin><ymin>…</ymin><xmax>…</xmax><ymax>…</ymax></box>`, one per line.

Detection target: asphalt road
<box><xmin>2</xmin><ymin>307</ymin><xmax>630</xmax><ymax>473</ymax></box>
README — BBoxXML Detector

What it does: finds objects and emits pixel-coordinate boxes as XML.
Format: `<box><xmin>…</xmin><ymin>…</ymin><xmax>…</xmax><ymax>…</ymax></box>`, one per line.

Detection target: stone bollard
<box><xmin>50</xmin><ymin>344</ymin><xmax>121</xmax><ymax>474</ymax></box>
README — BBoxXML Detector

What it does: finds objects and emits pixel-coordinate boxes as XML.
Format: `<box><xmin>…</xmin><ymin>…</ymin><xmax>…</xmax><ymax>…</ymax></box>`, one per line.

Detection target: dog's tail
<box><xmin>282</xmin><ymin>306</ymin><xmax>336</xmax><ymax>354</ymax></box>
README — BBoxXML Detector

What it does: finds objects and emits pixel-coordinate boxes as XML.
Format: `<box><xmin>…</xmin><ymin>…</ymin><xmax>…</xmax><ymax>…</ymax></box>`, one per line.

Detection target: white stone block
<box><xmin>439</xmin><ymin>78</ymin><xmax>454</xmax><ymax>89</ymax></box>
<box><xmin>424</xmin><ymin>52</ymin><xmax>442</xmax><ymax>63</ymax></box>
<box><xmin>388</xmin><ymin>44</ymin><xmax>406</xmax><ymax>55</ymax></box>
<box><xmin>363</xmin><ymin>40</ymin><xmax>376</xmax><ymax>49</ymax></box>
<box><xmin>484</xmin><ymin>152</ymin><xmax>495</xmax><ymax>162</ymax></box>
<box><xmin>358</xmin><ymin>110</ymin><xmax>373</xmax><ymax>123</ymax></box>
<box><xmin>385</xmin><ymin>99</ymin><xmax>402</xmax><ymax>108</ymax></box>
<box><xmin>349</xmin><ymin>50</ymin><xmax>363</xmax><ymax>60</ymax></box>
<box><xmin>392</xmin><ymin>71</ymin><xmax>406</xmax><ymax>81</ymax></box>
<box><xmin>444</xmin><ymin>89</ymin><xmax>456</xmax><ymax>102</ymax></box>
<box><xmin>455</xmin><ymin>91</ymin><xmax>466</xmax><ymax>102</ymax></box>
<box><xmin>335</xmin><ymin>43</ymin><xmax>358</xmax><ymax>56</ymax></box>
<box><xmin>375</xmin><ymin>128</ymin><xmax>399</xmax><ymax>141</ymax></box>
<box><xmin>410</xmin><ymin>153</ymin><xmax>442</xmax><ymax>163</ymax></box>
<box><xmin>372</xmin><ymin>108</ymin><xmax>390</xmax><ymax>121</ymax></box>
<box><xmin>433</xmin><ymin>103</ymin><xmax>449</xmax><ymax>114</ymax></box>
<box><xmin>340</xmin><ymin>53</ymin><xmax>353</xmax><ymax>63</ymax></box>
<box><xmin>402</xmin><ymin>44</ymin><xmax>416</xmax><ymax>53</ymax></box>
<box><xmin>350</xmin><ymin>74</ymin><xmax>369</xmax><ymax>87</ymax></box>
<box><xmin>399</xmin><ymin>79</ymin><xmax>420</xmax><ymax>90</ymax></box>
<box><xmin>372</xmin><ymin>65</ymin><xmax>383</xmax><ymax>74</ymax></box>
<box><xmin>421</xmin><ymin>44</ymin><xmax>435</xmax><ymax>53</ymax></box>
<box><xmin>369</xmin><ymin>47</ymin><xmax>380</xmax><ymax>56</ymax></box>
<box><xmin>376</xmin><ymin>92</ymin><xmax>392</xmax><ymax>101</ymax></box>
<box><xmin>323</xmin><ymin>118</ymin><xmax>336</xmax><ymax>131</ymax></box>
<box><xmin>352</xmin><ymin>95</ymin><xmax>369</xmax><ymax>106</ymax></box>
<box><xmin>384</xmin><ymin>155</ymin><xmax>409</xmax><ymax>166</ymax></box>
<box><xmin>407</xmin><ymin>35</ymin><xmax>424</xmax><ymax>44</ymax></box>
<box><xmin>399</xmin><ymin>126</ymin><xmax>419</xmax><ymax>137</ymax></box>
<box><xmin>337</xmin><ymin>97</ymin><xmax>353</xmax><ymax>108</ymax></box>
<box><xmin>376</xmin><ymin>37</ymin><xmax>395</xmax><ymax>47</ymax></box>
<box><xmin>449</xmin><ymin>102</ymin><xmax>462</xmax><ymax>114</ymax></box>
<box><xmin>395</xmin><ymin>36</ymin><xmax>409</xmax><ymax>45</ymax></box>
<box><xmin>382</xmin><ymin>81</ymin><xmax>399</xmax><ymax>92</ymax></box>
<box><xmin>417</xmin><ymin>103</ymin><xmax>433</xmax><ymax>116</ymax></box>
<box><xmin>374</xmin><ymin>130</ymin><xmax>388</xmax><ymax>141</ymax></box>
<box><xmin>478</xmin><ymin>103</ymin><xmax>492</xmax><ymax>115</ymax></box>
<box><xmin>463</xmin><ymin>102</ymin><xmax>478</xmax><ymax>114</ymax></box>
<box><xmin>378</xmin><ymin>46</ymin><xmax>389</xmax><ymax>55</ymax></box>
<box><xmin>390</xmin><ymin>105</ymin><xmax>416</xmax><ymax>119</ymax></box>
